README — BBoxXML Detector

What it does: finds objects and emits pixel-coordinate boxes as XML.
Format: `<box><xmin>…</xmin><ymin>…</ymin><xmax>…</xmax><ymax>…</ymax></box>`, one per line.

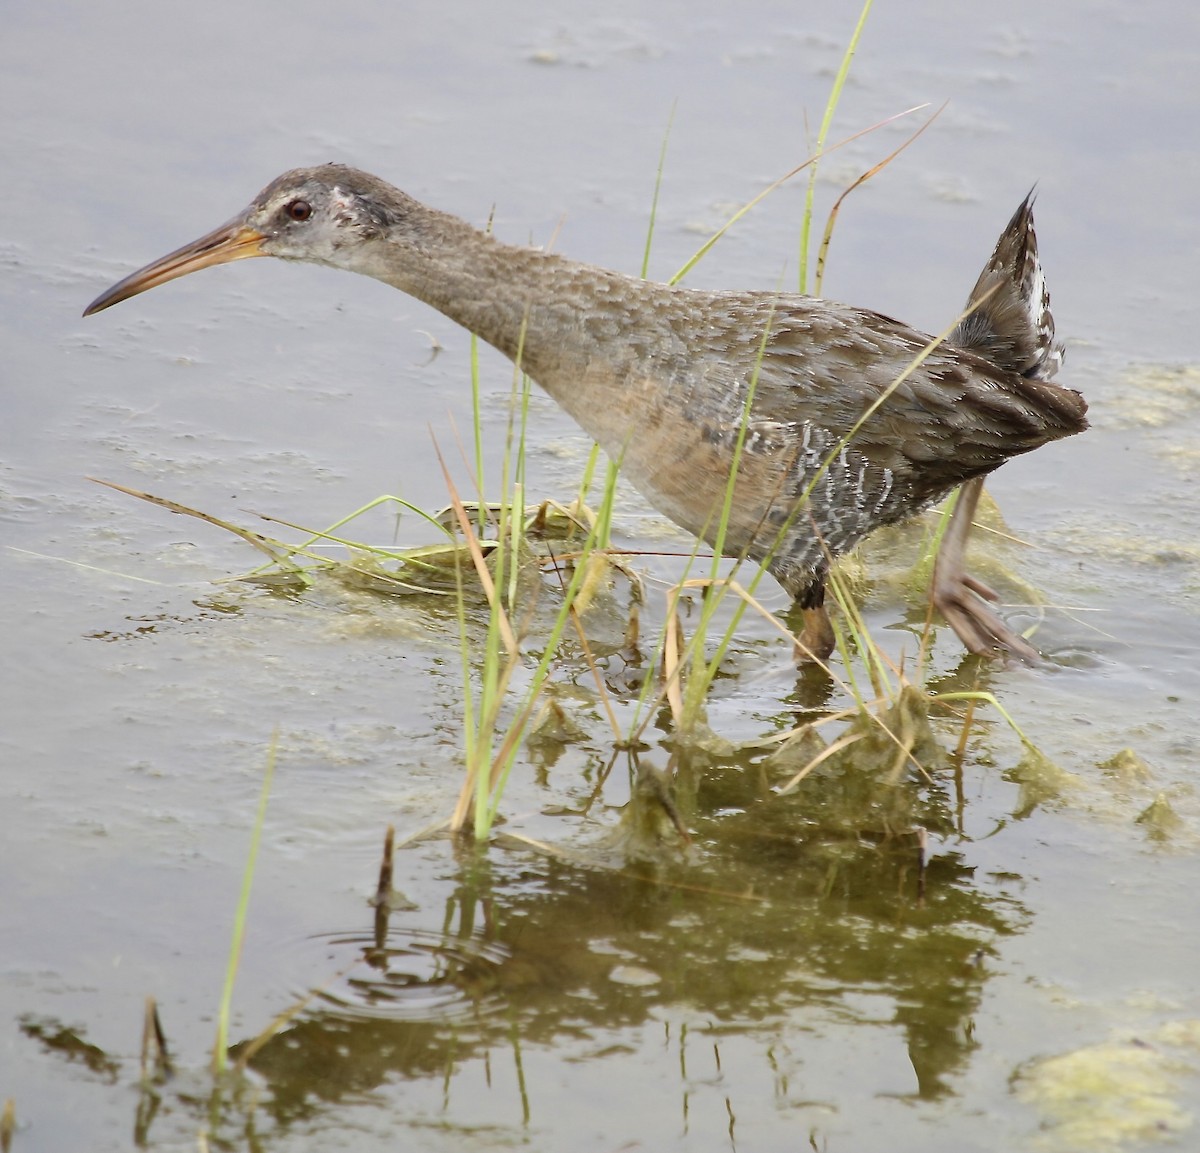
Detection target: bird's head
<box><xmin>83</xmin><ymin>164</ymin><xmax>404</xmax><ymax>316</ymax></box>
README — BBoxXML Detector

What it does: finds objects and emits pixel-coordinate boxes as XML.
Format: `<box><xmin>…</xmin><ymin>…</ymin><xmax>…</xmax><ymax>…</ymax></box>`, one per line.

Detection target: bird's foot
<box><xmin>930</xmin><ymin>565</ymin><xmax>1040</xmax><ymax>664</ymax></box>
<box><xmin>793</xmin><ymin>606</ymin><xmax>836</xmax><ymax>665</ymax></box>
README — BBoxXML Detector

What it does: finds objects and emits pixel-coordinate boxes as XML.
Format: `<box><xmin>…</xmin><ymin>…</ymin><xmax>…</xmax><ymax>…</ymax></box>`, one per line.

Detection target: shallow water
<box><xmin>4</xmin><ymin>2</ymin><xmax>1200</xmax><ymax>1150</ymax></box>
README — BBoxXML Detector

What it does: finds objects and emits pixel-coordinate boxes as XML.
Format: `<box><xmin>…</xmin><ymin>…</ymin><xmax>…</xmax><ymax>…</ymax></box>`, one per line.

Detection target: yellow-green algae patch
<box><xmin>1103</xmin><ymin>364</ymin><xmax>1200</xmax><ymax>430</ymax></box>
<box><xmin>1016</xmin><ymin>1021</ymin><xmax>1200</xmax><ymax>1150</ymax></box>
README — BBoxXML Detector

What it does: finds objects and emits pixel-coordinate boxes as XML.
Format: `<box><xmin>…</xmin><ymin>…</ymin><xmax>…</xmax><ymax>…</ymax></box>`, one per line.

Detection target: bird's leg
<box><xmin>930</xmin><ymin>477</ymin><xmax>1040</xmax><ymax>663</ymax></box>
<box><xmin>793</xmin><ymin>576</ymin><xmax>836</xmax><ymax>664</ymax></box>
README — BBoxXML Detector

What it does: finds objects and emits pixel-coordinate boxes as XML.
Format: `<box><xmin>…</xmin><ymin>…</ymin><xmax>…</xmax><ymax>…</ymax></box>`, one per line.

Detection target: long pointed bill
<box><xmin>83</xmin><ymin>218</ymin><xmax>267</xmax><ymax>316</ymax></box>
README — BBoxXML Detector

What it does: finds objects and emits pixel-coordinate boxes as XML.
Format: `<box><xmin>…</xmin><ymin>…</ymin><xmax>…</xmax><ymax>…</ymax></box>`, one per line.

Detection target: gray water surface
<box><xmin>3</xmin><ymin>3</ymin><xmax>1199</xmax><ymax>1150</ymax></box>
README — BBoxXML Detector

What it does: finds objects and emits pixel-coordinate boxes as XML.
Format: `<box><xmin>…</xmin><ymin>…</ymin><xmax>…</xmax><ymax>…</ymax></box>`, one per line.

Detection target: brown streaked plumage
<box><xmin>84</xmin><ymin>166</ymin><xmax>1086</xmax><ymax>662</ymax></box>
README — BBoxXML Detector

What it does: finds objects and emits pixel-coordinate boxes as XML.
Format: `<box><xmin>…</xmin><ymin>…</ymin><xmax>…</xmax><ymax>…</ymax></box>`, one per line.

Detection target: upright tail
<box><xmin>930</xmin><ymin>193</ymin><xmax>1084</xmax><ymax>664</ymax></box>
<box><xmin>951</xmin><ymin>192</ymin><xmax>1066</xmax><ymax>385</ymax></box>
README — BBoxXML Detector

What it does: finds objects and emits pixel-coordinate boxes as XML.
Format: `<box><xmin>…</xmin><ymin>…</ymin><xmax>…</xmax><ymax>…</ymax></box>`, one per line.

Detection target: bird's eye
<box><xmin>285</xmin><ymin>199</ymin><xmax>313</xmax><ymax>222</ymax></box>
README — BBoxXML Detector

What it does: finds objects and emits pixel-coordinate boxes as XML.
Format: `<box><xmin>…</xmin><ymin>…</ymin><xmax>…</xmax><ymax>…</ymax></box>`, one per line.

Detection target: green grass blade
<box><xmin>668</xmin><ymin>103</ymin><xmax>925</xmax><ymax>288</ymax></box>
<box><xmin>212</xmin><ymin>729</ymin><xmax>277</xmax><ymax>1076</ymax></box>
<box><xmin>641</xmin><ymin>100</ymin><xmax>677</xmax><ymax>280</ymax></box>
<box><xmin>799</xmin><ymin>0</ymin><xmax>875</xmax><ymax>293</ymax></box>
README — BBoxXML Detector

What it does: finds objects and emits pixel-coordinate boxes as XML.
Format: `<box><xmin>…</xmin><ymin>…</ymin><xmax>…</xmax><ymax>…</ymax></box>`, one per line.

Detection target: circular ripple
<box><xmin>288</xmin><ymin>925</ymin><xmax>512</xmax><ymax>1022</ymax></box>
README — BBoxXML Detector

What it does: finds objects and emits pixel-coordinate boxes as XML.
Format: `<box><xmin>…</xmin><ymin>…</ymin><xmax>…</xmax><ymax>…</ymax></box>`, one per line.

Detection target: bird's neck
<box><xmin>349</xmin><ymin>201</ymin><xmax>633</xmax><ymax>392</ymax></box>
<box><xmin>336</xmin><ymin>197</ymin><xmax>698</xmax><ymax>480</ymax></box>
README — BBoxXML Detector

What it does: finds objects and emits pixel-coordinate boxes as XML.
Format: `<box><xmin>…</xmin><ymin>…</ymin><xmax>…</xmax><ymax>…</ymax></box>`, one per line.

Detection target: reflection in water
<box><xmin>22</xmin><ymin>737</ymin><xmax>1027</xmax><ymax>1146</ymax></box>
<box><xmin>219</xmin><ymin>744</ymin><xmax>1025</xmax><ymax>1137</ymax></box>
<box><xmin>18</xmin><ymin>1017</ymin><xmax>121</xmax><ymax>1082</ymax></box>
<box><xmin>16</xmin><ymin>643</ymin><xmax>1044</xmax><ymax>1148</ymax></box>
<box><xmin>18</xmin><ymin>639</ymin><xmax>1039</xmax><ymax>1146</ymax></box>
